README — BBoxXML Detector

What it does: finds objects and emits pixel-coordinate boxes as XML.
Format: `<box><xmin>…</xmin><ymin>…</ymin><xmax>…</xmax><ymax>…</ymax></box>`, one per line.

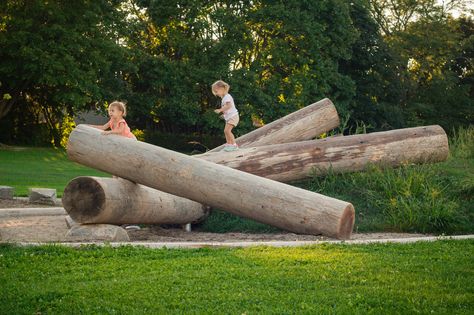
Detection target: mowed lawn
<box><xmin>0</xmin><ymin>147</ymin><xmax>109</xmax><ymax>196</ymax></box>
<box><xmin>0</xmin><ymin>240</ymin><xmax>473</xmax><ymax>314</ymax></box>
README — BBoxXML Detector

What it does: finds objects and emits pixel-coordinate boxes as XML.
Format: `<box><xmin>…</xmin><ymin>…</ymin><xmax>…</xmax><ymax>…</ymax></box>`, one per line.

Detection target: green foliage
<box><xmin>126</xmin><ymin>0</ymin><xmax>359</xmax><ymax>134</ymax></box>
<box><xmin>0</xmin><ymin>241</ymin><xmax>473</xmax><ymax>313</ymax></box>
<box><xmin>0</xmin><ymin>0</ymin><xmax>134</xmax><ymax>146</ymax></box>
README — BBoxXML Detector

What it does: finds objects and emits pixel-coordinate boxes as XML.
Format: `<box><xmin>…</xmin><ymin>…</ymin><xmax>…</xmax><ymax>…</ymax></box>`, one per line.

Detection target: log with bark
<box><xmin>66</xmin><ymin>125</ymin><xmax>355</xmax><ymax>239</ymax></box>
<box><xmin>198</xmin><ymin>125</ymin><xmax>449</xmax><ymax>182</ymax></box>
<box><xmin>63</xmin><ymin>98</ymin><xmax>341</xmax><ymax>228</ymax></box>
<box><xmin>209</xmin><ymin>98</ymin><xmax>339</xmax><ymax>152</ymax></box>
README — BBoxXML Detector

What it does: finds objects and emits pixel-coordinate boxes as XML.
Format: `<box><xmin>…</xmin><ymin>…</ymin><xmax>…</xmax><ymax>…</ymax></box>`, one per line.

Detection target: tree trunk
<box><xmin>67</xmin><ymin>125</ymin><xmax>355</xmax><ymax>239</ymax></box>
<box><xmin>198</xmin><ymin>125</ymin><xmax>449</xmax><ymax>182</ymax></box>
<box><xmin>62</xmin><ymin>176</ymin><xmax>209</xmax><ymax>224</ymax></box>
<box><xmin>209</xmin><ymin>98</ymin><xmax>339</xmax><ymax>152</ymax></box>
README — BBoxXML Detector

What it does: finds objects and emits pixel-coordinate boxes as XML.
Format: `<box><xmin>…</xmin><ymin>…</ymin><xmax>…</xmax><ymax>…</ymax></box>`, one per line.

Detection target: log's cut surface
<box><xmin>199</xmin><ymin>125</ymin><xmax>449</xmax><ymax>182</ymax></box>
<box><xmin>209</xmin><ymin>98</ymin><xmax>339</xmax><ymax>152</ymax></box>
<box><xmin>67</xmin><ymin>125</ymin><xmax>355</xmax><ymax>239</ymax></box>
<box><xmin>62</xmin><ymin>177</ymin><xmax>208</xmax><ymax>224</ymax></box>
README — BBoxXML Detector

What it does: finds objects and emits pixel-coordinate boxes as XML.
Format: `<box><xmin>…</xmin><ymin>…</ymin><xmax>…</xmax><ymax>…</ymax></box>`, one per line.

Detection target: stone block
<box><xmin>65</xmin><ymin>224</ymin><xmax>130</xmax><ymax>242</ymax></box>
<box><xmin>28</xmin><ymin>188</ymin><xmax>57</xmax><ymax>205</ymax></box>
<box><xmin>0</xmin><ymin>186</ymin><xmax>14</xmax><ymax>199</ymax></box>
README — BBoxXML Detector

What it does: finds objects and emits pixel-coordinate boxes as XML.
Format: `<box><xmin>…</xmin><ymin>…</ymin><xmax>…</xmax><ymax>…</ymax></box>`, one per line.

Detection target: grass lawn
<box><xmin>0</xmin><ymin>147</ymin><xmax>109</xmax><ymax>197</ymax></box>
<box><xmin>0</xmin><ymin>240</ymin><xmax>473</xmax><ymax>314</ymax></box>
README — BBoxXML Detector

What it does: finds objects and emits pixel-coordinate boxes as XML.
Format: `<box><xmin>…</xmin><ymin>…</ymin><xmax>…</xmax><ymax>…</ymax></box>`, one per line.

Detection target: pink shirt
<box><xmin>109</xmin><ymin>118</ymin><xmax>136</xmax><ymax>139</ymax></box>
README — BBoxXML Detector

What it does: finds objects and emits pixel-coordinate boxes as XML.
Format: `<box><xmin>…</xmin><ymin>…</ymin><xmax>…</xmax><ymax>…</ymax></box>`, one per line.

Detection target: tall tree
<box><xmin>0</xmin><ymin>0</ymin><xmax>133</xmax><ymax>146</ymax></box>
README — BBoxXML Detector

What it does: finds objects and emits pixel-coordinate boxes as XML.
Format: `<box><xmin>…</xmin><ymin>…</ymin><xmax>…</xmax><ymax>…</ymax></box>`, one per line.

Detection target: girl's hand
<box><xmin>214</xmin><ymin>109</ymin><xmax>221</xmax><ymax>114</ymax></box>
<box><xmin>102</xmin><ymin>131</ymin><xmax>111</xmax><ymax>135</ymax></box>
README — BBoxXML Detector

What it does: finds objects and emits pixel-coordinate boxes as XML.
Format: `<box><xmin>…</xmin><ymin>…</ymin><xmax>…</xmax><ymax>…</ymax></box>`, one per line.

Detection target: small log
<box><xmin>199</xmin><ymin>125</ymin><xmax>449</xmax><ymax>182</ymax></box>
<box><xmin>67</xmin><ymin>125</ymin><xmax>355</xmax><ymax>239</ymax></box>
<box><xmin>62</xmin><ymin>177</ymin><xmax>209</xmax><ymax>224</ymax></box>
<box><xmin>209</xmin><ymin>98</ymin><xmax>339</xmax><ymax>152</ymax></box>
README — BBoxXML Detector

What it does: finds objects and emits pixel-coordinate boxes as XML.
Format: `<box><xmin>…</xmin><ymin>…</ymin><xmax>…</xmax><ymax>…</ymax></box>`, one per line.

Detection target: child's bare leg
<box><xmin>224</xmin><ymin>123</ymin><xmax>236</xmax><ymax>144</ymax></box>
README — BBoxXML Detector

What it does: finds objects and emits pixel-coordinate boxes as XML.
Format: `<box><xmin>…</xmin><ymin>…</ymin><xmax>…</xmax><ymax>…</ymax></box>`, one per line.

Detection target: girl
<box><xmin>212</xmin><ymin>80</ymin><xmax>239</xmax><ymax>152</ymax></box>
<box><xmin>90</xmin><ymin>101</ymin><xmax>136</xmax><ymax>140</ymax></box>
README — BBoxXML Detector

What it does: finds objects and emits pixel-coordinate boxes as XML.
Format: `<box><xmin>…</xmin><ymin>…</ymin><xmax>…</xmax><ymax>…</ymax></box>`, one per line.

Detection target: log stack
<box><xmin>63</xmin><ymin>97</ymin><xmax>450</xmax><ymax>240</ymax></box>
<box><xmin>63</xmin><ymin>99</ymin><xmax>343</xmax><ymax>232</ymax></box>
<box><xmin>66</xmin><ymin>125</ymin><xmax>355</xmax><ymax>239</ymax></box>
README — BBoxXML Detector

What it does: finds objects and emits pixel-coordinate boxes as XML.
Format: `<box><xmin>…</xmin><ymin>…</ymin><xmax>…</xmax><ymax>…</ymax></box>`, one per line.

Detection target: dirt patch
<box><xmin>0</xmin><ymin>199</ymin><xmax>429</xmax><ymax>243</ymax></box>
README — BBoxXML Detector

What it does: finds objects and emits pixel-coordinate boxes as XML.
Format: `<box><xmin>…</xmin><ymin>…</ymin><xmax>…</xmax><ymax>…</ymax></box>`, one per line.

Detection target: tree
<box><xmin>126</xmin><ymin>0</ymin><xmax>359</xmax><ymax>135</ymax></box>
<box><xmin>0</xmin><ymin>0</ymin><xmax>133</xmax><ymax>146</ymax></box>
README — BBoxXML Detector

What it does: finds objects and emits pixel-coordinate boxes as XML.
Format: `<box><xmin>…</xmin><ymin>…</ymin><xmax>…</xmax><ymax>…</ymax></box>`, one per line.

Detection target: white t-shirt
<box><xmin>221</xmin><ymin>94</ymin><xmax>238</xmax><ymax>121</ymax></box>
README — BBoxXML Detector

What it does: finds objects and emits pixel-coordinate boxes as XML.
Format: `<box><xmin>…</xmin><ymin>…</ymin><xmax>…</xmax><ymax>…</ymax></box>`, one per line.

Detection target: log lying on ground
<box><xmin>64</xmin><ymin>99</ymin><xmax>341</xmax><ymax>227</ymax></box>
<box><xmin>67</xmin><ymin>125</ymin><xmax>355</xmax><ymax>239</ymax></box>
<box><xmin>62</xmin><ymin>177</ymin><xmax>209</xmax><ymax>224</ymax></box>
<box><xmin>209</xmin><ymin>98</ymin><xmax>339</xmax><ymax>152</ymax></box>
<box><xmin>199</xmin><ymin>125</ymin><xmax>449</xmax><ymax>182</ymax></box>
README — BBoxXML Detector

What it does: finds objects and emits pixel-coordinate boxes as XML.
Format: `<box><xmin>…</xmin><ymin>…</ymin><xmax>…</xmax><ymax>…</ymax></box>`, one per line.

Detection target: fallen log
<box><xmin>209</xmin><ymin>98</ymin><xmax>339</xmax><ymax>152</ymax></box>
<box><xmin>63</xmin><ymin>177</ymin><xmax>209</xmax><ymax>224</ymax></box>
<box><xmin>67</xmin><ymin>125</ymin><xmax>355</xmax><ymax>239</ymax></box>
<box><xmin>64</xmin><ymin>99</ymin><xmax>341</xmax><ymax>227</ymax></box>
<box><xmin>199</xmin><ymin>125</ymin><xmax>449</xmax><ymax>182</ymax></box>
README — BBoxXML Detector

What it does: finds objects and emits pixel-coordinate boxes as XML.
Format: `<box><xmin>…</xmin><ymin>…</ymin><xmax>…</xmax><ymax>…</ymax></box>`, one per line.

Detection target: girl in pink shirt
<box><xmin>90</xmin><ymin>101</ymin><xmax>136</xmax><ymax>140</ymax></box>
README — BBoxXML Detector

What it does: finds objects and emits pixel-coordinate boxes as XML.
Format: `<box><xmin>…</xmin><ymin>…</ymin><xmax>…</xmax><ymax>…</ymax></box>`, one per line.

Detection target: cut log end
<box><xmin>62</xmin><ymin>177</ymin><xmax>106</xmax><ymax>222</ymax></box>
<box><xmin>336</xmin><ymin>203</ymin><xmax>355</xmax><ymax>240</ymax></box>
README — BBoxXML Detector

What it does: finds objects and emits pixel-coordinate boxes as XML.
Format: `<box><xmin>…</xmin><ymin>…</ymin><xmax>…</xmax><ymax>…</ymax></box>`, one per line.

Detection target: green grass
<box><xmin>0</xmin><ymin>240</ymin><xmax>473</xmax><ymax>314</ymax></box>
<box><xmin>0</xmin><ymin>146</ymin><xmax>109</xmax><ymax>197</ymax></box>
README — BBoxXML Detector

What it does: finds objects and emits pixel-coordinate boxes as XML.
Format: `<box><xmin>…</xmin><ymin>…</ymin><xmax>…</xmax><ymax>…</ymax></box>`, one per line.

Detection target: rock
<box><xmin>65</xmin><ymin>224</ymin><xmax>130</xmax><ymax>242</ymax></box>
<box><xmin>64</xmin><ymin>215</ymin><xmax>78</xmax><ymax>229</ymax></box>
<box><xmin>28</xmin><ymin>188</ymin><xmax>57</xmax><ymax>205</ymax></box>
<box><xmin>0</xmin><ymin>186</ymin><xmax>14</xmax><ymax>200</ymax></box>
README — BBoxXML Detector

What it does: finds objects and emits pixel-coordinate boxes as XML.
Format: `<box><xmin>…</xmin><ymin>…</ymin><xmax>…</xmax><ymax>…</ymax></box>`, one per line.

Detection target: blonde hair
<box><xmin>211</xmin><ymin>80</ymin><xmax>230</xmax><ymax>95</ymax></box>
<box><xmin>109</xmin><ymin>101</ymin><xmax>127</xmax><ymax>117</ymax></box>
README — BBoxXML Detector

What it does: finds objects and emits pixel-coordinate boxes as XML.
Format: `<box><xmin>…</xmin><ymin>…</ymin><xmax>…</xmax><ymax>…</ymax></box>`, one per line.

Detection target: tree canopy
<box><xmin>0</xmin><ymin>0</ymin><xmax>472</xmax><ymax>146</ymax></box>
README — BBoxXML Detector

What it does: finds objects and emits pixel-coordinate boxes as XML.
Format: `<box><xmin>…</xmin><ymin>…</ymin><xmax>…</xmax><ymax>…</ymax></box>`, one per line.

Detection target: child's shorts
<box><xmin>226</xmin><ymin>115</ymin><xmax>239</xmax><ymax>127</ymax></box>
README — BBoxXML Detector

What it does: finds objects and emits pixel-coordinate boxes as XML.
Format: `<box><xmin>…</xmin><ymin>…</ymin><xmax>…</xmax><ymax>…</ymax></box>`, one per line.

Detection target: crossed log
<box><xmin>63</xmin><ymin>97</ymin><xmax>449</xmax><ymax>239</ymax></box>
<box><xmin>66</xmin><ymin>125</ymin><xmax>355</xmax><ymax>239</ymax></box>
<box><xmin>64</xmin><ymin>99</ymin><xmax>341</xmax><ymax>230</ymax></box>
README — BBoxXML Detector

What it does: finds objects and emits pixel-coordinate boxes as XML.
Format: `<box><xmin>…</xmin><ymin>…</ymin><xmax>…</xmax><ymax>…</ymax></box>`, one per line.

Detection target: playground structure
<box><xmin>63</xmin><ymin>98</ymin><xmax>449</xmax><ymax>240</ymax></box>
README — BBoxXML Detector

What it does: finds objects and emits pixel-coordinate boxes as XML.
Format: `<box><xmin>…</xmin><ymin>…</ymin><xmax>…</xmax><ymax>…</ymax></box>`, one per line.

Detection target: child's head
<box><xmin>212</xmin><ymin>80</ymin><xmax>230</xmax><ymax>97</ymax></box>
<box><xmin>108</xmin><ymin>101</ymin><xmax>127</xmax><ymax>118</ymax></box>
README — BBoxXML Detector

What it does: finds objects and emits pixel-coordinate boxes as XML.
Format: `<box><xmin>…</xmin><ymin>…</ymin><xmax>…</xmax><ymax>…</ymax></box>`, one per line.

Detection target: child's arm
<box><xmin>214</xmin><ymin>102</ymin><xmax>232</xmax><ymax>114</ymax></box>
<box><xmin>89</xmin><ymin>121</ymin><xmax>110</xmax><ymax>131</ymax></box>
<box><xmin>103</xmin><ymin>122</ymin><xmax>126</xmax><ymax>135</ymax></box>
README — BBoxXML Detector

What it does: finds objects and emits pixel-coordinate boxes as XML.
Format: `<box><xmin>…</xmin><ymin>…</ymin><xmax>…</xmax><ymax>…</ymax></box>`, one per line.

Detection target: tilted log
<box><xmin>63</xmin><ymin>177</ymin><xmax>209</xmax><ymax>224</ymax></box>
<box><xmin>67</xmin><ymin>125</ymin><xmax>355</xmax><ymax>239</ymax></box>
<box><xmin>199</xmin><ymin>125</ymin><xmax>449</xmax><ymax>182</ymax></box>
<box><xmin>64</xmin><ymin>99</ymin><xmax>341</xmax><ymax>227</ymax></box>
<box><xmin>209</xmin><ymin>98</ymin><xmax>339</xmax><ymax>152</ymax></box>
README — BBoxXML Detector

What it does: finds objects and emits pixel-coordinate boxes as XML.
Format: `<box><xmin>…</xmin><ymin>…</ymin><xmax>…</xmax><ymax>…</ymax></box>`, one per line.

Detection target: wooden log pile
<box><xmin>63</xmin><ymin>98</ymin><xmax>450</xmax><ymax>240</ymax></box>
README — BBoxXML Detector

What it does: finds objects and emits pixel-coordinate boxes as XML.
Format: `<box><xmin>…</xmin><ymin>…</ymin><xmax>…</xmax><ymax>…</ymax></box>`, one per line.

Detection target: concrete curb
<box><xmin>9</xmin><ymin>234</ymin><xmax>474</xmax><ymax>249</ymax></box>
<box><xmin>0</xmin><ymin>207</ymin><xmax>66</xmax><ymax>218</ymax></box>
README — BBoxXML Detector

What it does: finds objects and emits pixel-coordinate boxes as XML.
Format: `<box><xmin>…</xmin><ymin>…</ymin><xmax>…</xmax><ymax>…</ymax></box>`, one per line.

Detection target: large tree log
<box><xmin>67</xmin><ymin>125</ymin><xmax>355</xmax><ymax>239</ymax></box>
<box><xmin>209</xmin><ymin>98</ymin><xmax>339</xmax><ymax>152</ymax></box>
<box><xmin>64</xmin><ymin>99</ymin><xmax>341</xmax><ymax>227</ymax></box>
<box><xmin>63</xmin><ymin>177</ymin><xmax>209</xmax><ymax>224</ymax></box>
<box><xmin>199</xmin><ymin>125</ymin><xmax>449</xmax><ymax>182</ymax></box>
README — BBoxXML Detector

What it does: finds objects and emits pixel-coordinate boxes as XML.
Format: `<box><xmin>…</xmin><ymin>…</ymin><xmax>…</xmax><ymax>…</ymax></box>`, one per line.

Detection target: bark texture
<box><xmin>67</xmin><ymin>125</ymin><xmax>355</xmax><ymax>239</ymax></box>
<box><xmin>199</xmin><ymin>125</ymin><xmax>449</xmax><ymax>182</ymax></box>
